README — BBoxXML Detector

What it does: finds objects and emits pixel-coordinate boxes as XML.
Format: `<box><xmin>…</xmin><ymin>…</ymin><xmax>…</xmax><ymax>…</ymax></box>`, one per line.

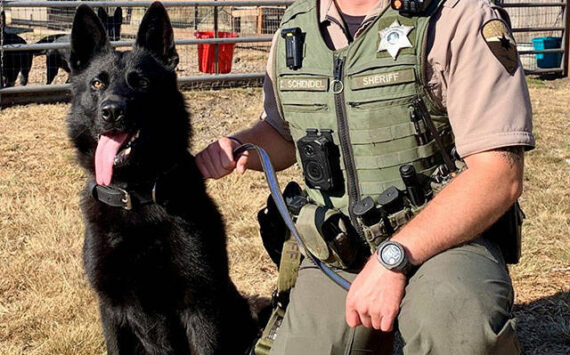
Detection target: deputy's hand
<box><xmin>195</xmin><ymin>137</ymin><xmax>249</xmax><ymax>179</ymax></box>
<box><xmin>345</xmin><ymin>256</ymin><xmax>406</xmax><ymax>331</ymax></box>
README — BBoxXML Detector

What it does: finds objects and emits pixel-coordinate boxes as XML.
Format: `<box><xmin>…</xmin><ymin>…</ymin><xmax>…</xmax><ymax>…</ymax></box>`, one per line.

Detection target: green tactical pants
<box><xmin>268</xmin><ymin>236</ymin><xmax>520</xmax><ymax>355</ymax></box>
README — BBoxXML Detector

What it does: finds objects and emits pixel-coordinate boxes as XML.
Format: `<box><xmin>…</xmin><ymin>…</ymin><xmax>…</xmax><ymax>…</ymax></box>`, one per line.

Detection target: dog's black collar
<box><xmin>89</xmin><ymin>182</ymin><xmax>156</xmax><ymax>210</ymax></box>
<box><xmin>89</xmin><ymin>162</ymin><xmax>183</xmax><ymax>210</ymax></box>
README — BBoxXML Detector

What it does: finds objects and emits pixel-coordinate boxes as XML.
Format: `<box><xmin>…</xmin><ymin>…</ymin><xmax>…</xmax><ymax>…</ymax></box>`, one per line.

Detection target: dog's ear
<box><xmin>70</xmin><ymin>5</ymin><xmax>111</xmax><ymax>73</ymax></box>
<box><xmin>135</xmin><ymin>2</ymin><xmax>179</xmax><ymax>69</ymax></box>
<box><xmin>114</xmin><ymin>7</ymin><xmax>123</xmax><ymax>25</ymax></box>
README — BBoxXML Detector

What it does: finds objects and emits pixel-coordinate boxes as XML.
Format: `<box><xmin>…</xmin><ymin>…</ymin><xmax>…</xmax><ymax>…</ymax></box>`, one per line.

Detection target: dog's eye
<box><xmin>127</xmin><ymin>72</ymin><xmax>150</xmax><ymax>90</ymax></box>
<box><xmin>91</xmin><ymin>79</ymin><xmax>105</xmax><ymax>90</ymax></box>
<box><xmin>137</xmin><ymin>78</ymin><xmax>149</xmax><ymax>89</ymax></box>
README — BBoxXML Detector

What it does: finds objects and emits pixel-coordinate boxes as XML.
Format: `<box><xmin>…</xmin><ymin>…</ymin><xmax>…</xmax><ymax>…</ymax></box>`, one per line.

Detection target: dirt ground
<box><xmin>0</xmin><ymin>78</ymin><xmax>569</xmax><ymax>354</ymax></box>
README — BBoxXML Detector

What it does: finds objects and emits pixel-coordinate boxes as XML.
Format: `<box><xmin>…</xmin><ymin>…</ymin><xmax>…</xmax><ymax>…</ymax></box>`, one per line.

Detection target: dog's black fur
<box><xmin>0</xmin><ymin>11</ymin><xmax>32</xmax><ymax>87</ymax></box>
<box><xmin>67</xmin><ymin>3</ymin><xmax>258</xmax><ymax>354</ymax></box>
<box><xmin>37</xmin><ymin>7</ymin><xmax>122</xmax><ymax>85</ymax></box>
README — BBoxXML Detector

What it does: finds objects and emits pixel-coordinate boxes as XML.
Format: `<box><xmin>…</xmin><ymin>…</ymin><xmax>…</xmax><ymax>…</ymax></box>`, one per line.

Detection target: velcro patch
<box><xmin>279</xmin><ymin>77</ymin><xmax>329</xmax><ymax>91</ymax></box>
<box><xmin>350</xmin><ymin>68</ymin><xmax>416</xmax><ymax>90</ymax></box>
<box><xmin>481</xmin><ymin>19</ymin><xmax>519</xmax><ymax>75</ymax></box>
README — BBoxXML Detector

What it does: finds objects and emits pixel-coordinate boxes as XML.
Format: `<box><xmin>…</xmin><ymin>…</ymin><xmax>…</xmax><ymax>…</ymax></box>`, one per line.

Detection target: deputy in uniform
<box><xmin>196</xmin><ymin>0</ymin><xmax>534</xmax><ymax>353</ymax></box>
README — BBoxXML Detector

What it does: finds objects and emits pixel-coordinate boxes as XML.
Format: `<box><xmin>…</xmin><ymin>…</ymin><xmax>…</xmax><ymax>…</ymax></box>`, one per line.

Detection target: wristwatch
<box><xmin>376</xmin><ymin>240</ymin><xmax>413</xmax><ymax>275</ymax></box>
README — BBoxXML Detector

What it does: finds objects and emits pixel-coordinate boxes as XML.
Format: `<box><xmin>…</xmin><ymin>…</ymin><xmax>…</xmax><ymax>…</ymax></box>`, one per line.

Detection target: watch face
<box><xmin>381</xmin><ymin>244</ymin><xmax>403</xmax><ymax>266</ymax></box>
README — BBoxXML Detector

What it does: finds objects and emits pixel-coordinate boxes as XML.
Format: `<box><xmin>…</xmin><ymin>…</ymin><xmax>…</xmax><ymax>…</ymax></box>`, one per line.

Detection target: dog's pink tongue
<box><xmin>95</xmin><ymin>133</ymin><xmax>129</xmax><ymax>186</ymax></box>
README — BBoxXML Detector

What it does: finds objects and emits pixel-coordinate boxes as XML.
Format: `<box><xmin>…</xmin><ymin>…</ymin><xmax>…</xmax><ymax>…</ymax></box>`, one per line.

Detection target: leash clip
<box><xmin>152</xmin><ymin>182</ymin><xmax>158</xmax><ymax>204</ymax></box>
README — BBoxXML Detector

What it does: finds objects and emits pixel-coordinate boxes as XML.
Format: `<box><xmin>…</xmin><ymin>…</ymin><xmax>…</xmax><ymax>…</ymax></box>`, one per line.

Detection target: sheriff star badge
<box><xmin>378</xmin><ymin>20</ymin><xmax>414</xmax><ymax>60</ymax></box>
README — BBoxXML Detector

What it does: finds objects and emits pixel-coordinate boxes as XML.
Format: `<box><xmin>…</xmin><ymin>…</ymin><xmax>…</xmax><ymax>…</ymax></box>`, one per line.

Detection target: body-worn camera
<box><xmin>281</xmin><ymin>27</ymin><xmax>304</xmax><ymax>70</ymax></box>
<box><xmin>297</xmin><ymin>129</ymin><xmax>342</xmax><ymax>194</ymax></box>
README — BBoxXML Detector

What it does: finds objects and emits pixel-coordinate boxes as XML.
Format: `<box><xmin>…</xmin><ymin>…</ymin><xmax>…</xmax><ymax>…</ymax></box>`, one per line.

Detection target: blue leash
<box><xmin>234</xmin><ymin>144</ymin><xmax>351</xmax><ymax>291</ymax></box>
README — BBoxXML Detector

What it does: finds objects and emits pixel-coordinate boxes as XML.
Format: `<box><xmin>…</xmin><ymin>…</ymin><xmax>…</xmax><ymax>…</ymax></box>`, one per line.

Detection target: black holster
<box><xmin>257</xmin><ymin>194</ymin><xmax>288</xmax><ymax>266</ymax></box>
<box><xmin>484</xmin><ymin>201</ymin><xmax>525</xmax><ymax>264</ymax></box>
<box><xmin>257</xmin><ymin>182</ymin><xmax>305</xmax><ymax>266</ymax></box>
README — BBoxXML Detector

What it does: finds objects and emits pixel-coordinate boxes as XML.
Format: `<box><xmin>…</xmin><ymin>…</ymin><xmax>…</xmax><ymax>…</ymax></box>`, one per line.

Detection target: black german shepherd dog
<box><xmin>37</xmin><ymin>7</ymin><xmax>122</xmax><ymax>85</ymax></box>
<box><xmin>0</xmin><ymin>11</ymin><xmax>32</xmax><ymax>87</ymax></box>
<box><xmin>67</xmin><ymin>3</ymin><xmax>258</xmax><ymax>354</ymax></box>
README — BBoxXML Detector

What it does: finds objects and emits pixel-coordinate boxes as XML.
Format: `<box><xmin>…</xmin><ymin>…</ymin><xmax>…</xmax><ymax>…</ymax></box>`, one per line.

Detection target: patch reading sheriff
<box><xmin>481</xmin><ymin>19</ymin><xmax>519</xmax><ymax>75</ymax></box>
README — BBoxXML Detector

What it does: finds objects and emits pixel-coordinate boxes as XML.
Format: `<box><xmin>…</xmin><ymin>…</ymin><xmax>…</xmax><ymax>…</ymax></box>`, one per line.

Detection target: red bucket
<box><xmin>195</xmin><ymin>31</ymin><xmax>238</xmax><ymax>74</ymax></box>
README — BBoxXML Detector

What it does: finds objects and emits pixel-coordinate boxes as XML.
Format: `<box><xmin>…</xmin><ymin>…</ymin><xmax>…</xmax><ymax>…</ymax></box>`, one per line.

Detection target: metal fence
<box><xmin>0</xmin><ymin>0</ymin><xmax>568</xmax><ymax>105</ymax></box>
<box><xmin>500</xmin><ymin>0</ymin><xmax>568</xmax><ymax>75</ymax></box>
<box><xmin>0</xmin><ymin>1</ymin><xmax>292</xmax><ymax>104</ymax></box>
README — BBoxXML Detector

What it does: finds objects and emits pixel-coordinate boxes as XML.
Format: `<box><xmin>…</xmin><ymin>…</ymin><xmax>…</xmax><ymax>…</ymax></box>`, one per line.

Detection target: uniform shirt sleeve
<box><xmin>260</xmin><ymin>29</ymin><xmax>294</xmax><ymax>142</ymax></box>
<box><xmin>430</xmin><ymin>0</ymin><xmax>535</xmax><ymax>158</ymax></box>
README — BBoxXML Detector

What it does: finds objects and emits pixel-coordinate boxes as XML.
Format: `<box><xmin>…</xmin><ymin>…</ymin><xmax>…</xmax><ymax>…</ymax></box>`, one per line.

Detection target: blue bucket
<box><xmin>532</xmin><ymin>37</ymin><xmax>563</xmax><ymax>68</ymax></box>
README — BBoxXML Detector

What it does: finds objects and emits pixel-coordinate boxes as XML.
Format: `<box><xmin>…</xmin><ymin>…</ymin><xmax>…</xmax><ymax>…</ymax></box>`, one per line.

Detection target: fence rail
<box><xmin>0</xmin><ymin>0</ymin><xmax>293</xmax><ymax>102</ymax></box>
<box><xmin>0</xmin><ymin>72</ymin><xmax>264</xmax><ymax>93</ymax></box>
<box><xmin>501</xmin><ymin>2</ymin><xmax>566</xmax><ymax>7</ymax></box>
<box><xmin>1</xmin><ymin>36</ymin><xmax>274</xmax><ymax>52</ymax></box>
<box><xmin>1</xmin><ymin>1</ymin><xmax>295</xmax><ymax>8</ymax></box>
<box><xmin>11</xmin><ymin>38</ymin><xmax>563</xmax><ymax>54</ymax></box>
<box><xmin>499</xmin><ymin>0</ymin><xmax>568</xmax><ymax>75</ymax></box>
<box><xmin>0</xmin><ymin>0</ymin><xmax>568</xmax><ymax>104</ymax></box>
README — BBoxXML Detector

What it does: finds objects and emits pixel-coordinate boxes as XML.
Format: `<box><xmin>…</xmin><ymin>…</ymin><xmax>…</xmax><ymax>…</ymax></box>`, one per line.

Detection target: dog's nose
<box><xmin>100</xmin><ymin>101</ymin><xmax>125</xmax><ymax>122</ymax></box>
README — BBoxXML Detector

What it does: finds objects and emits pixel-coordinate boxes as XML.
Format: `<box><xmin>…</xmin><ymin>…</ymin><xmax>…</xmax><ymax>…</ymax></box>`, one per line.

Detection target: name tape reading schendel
<box><xmin>280</xmin><ymin>77</ymin><xmax>329</xmax><ymax>92</ymax></box>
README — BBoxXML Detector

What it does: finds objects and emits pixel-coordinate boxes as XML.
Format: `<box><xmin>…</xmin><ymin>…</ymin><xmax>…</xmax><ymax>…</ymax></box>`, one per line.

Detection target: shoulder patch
<box><xmin>481</xmin><ymin>19</ymin><xmax>519</xmax><ymax>75</ymax></box>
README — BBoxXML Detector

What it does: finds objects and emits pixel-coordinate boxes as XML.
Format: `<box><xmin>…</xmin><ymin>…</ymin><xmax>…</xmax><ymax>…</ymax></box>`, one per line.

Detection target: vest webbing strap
<box><xmin>350</xmin><ymin>121</ymin><xmax>421</xmax><ymax>144</ymax></box>
<box><xmin>254</xmin><ymin>240</ymin><xmax>301</xmax><ymax>355</ymax></box>
<box><xmin>360</xmin><ymin>166</ymin><xmax>439</xmax><ymax>195</ymax></box>
<box><xmin>277</xmin><ymin>240</ymin><xmax>302</xmax><ymax>294</ymax></box>
<box><xmin>354</xmin><ymin>140</ymin><xmax>438</xmax><ymax>168</ymax></box>
<box><xmin>347</xmin><ymin>55</ymin><xmax>418</xmax><ymax>74</ymax></box>
<box><xmin>253</xmin><ymin>307</ymin><xmax>285</xmax><ymax>355</ymax></box>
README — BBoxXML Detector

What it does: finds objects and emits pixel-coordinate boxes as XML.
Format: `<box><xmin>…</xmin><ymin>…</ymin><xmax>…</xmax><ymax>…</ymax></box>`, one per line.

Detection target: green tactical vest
<box><xmin>274</xmin><ymin>0</ymin><xmax>452</xmax><ymax>223</ymax></box>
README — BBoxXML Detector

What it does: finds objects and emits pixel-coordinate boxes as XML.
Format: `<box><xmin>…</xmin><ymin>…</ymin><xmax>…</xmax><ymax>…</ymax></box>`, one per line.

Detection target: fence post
<box><xmin>1</xmin><ymin>1</ymin><xmax>4</xmax><ymax>91</ymax></box>
<box><xmin>562</xmin><ymin>0</ymin><xmax>570</xmax><ymax>76</ymax></box>
<box><xmin>214</xmin><ymin>0</ymin><xmax>219</xmax><ymax>74</ymax></box>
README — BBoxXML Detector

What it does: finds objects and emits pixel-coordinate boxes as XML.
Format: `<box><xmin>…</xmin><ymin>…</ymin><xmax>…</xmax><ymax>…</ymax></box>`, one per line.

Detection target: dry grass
<box><xmin>0</xmin><ymin>78</ymin><xmax>568</xmax><ymax>354</ymax></box>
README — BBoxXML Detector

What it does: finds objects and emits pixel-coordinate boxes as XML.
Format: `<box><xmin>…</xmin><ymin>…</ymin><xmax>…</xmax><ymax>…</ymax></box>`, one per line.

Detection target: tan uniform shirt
<box><xmin>261</xmin><ymin>0</ymin><xmax>535</xmax><ymax>158</ymax></box>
